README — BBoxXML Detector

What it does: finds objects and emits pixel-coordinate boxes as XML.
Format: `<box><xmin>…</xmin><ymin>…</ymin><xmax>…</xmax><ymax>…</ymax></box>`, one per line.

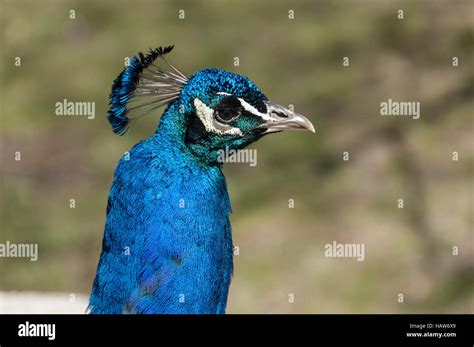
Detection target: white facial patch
<box><xmin>193</xmin><ymin>98</ymin><xmax>243</xmax><ymax>136</ymax></box>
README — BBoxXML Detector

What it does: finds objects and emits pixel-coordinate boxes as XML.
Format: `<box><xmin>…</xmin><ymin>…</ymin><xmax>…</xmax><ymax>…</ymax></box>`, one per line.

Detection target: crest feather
<box><xmin>108</xmin><ymin>45</ymin><xmax>187</xmax><ymax>135</ymax></box>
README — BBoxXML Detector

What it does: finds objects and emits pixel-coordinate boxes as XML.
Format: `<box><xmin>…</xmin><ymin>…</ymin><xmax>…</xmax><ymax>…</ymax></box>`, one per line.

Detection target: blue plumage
<box><xmin>89</xmin><ymin>46</ymin><xmax>315</xmax><ymax>314</ymax></box>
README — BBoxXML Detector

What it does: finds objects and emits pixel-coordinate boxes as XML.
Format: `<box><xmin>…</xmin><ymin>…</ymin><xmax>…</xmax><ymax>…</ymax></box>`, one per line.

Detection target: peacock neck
<box><xmin>153</xmin><ymin>101</ymin><xmax>224</xmax><ymax>168</ymax></box>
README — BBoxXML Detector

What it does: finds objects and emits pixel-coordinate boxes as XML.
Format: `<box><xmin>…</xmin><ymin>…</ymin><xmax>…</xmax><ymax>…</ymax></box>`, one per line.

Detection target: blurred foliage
<box><xmin>0</xmin><ymin>0</ymin><xmax>473</xmax><ymax>313</ymax></box>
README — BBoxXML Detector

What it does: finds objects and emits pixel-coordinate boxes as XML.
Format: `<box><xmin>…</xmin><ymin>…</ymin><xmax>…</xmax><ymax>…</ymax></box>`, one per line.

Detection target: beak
<box><xmin>258</xmin><ymin>101</ymin><xmax>315</xmax><ymax>134</ymax></box>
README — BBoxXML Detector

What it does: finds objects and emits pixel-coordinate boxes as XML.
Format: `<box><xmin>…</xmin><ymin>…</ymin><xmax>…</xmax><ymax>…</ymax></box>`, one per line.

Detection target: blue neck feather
<box><xmin>90</xmin><ymin>104</ymin><xmax>234</xmax><ymax>314</ymax></box>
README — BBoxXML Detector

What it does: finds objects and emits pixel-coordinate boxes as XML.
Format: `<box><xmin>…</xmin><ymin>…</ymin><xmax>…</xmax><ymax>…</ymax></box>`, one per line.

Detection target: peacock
<box><xmin>88</xmin><ymin>46</ymin><xmax>315</xmax><ymax>314</ymax></box>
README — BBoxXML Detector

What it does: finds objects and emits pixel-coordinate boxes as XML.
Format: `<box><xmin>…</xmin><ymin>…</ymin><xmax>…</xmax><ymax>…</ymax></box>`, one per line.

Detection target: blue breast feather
<box><xmin>89</xmin><ymin>118</ymin><xmax>234</xmax><ymax>314</ymax></box>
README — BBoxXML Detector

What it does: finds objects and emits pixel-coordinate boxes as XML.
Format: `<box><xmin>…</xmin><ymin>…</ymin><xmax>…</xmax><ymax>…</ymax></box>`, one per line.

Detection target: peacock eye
<box><xmin>214</xmin><ymin>96</ymin><xmax>241</xmax><ymax>124</ymax></box>
<box><xmin>215</xmin><ymin>108</ymin><xmax>237</xmax><ymax>123</ymax></box>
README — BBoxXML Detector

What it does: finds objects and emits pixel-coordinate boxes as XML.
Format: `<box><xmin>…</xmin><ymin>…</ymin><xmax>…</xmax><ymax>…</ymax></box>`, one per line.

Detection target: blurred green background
<box><xmin>1</xmin><ymin>0</ymin><xmax>473</xmax><ymax>313</ymax></box>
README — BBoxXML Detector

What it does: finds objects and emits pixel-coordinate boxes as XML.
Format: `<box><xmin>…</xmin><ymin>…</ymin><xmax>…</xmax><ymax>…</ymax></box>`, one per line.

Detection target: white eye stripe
<box><xmin>236</xmin><ymin>98</ymin><xmax>272</xmax><ymax>121</ymax></box>
<box><xmin>193</xmin><ymin>98</ymin><xmax>243</xmax><ymax>136</ymax></box>
<box><xmin>216</xmin><ymin>92</ymin><xmax>271</xmax><ymax>121</ymax></box>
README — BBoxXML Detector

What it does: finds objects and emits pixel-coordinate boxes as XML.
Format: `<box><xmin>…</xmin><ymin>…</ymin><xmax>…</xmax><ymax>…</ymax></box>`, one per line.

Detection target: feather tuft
<box><xmin>107</xmin><ymin>45</ymin><xmax>187</xmax><ymax>135</ymax></box>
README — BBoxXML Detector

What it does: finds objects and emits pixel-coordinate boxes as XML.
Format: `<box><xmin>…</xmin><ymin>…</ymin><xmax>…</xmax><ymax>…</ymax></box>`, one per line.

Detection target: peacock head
<box><xmin>108</xmin><ymin>46</ymin><xmax>315</xmax><ymax>164</ymax></box>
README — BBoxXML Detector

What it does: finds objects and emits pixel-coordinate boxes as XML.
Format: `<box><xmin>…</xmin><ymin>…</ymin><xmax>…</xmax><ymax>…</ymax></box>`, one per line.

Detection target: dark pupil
<box><xmin>218</xmin><ymin>108</ymin><xmax>235</xmax><ymax>121</ymax></box>
<box><xmin>215</xmin><ymin>96</ymin><xmax>241</xmax><ymax>123</ymax></box>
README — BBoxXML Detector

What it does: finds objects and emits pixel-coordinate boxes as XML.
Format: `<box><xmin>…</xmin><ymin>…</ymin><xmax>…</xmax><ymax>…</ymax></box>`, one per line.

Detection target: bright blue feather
<box><xmin>90</xmin><ymin>101</ymin><xmax>233</xmax><ymax>314</ymax></box>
